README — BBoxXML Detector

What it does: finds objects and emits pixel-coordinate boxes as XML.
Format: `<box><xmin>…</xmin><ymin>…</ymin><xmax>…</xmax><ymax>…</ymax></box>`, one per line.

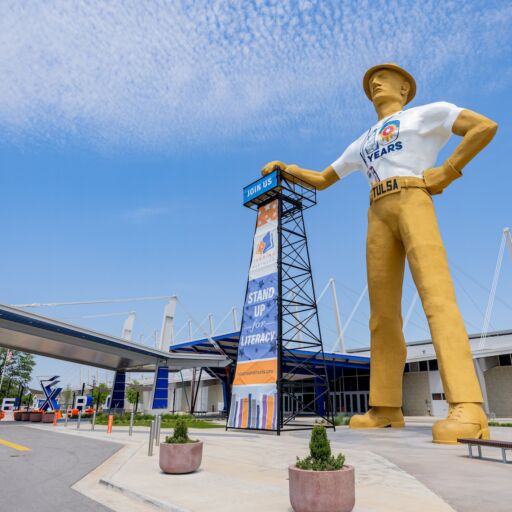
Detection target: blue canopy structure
<box><xmin>170</xmin><ymin>331</ymin><xmax>370</xmax><ymax>383</ymax></box>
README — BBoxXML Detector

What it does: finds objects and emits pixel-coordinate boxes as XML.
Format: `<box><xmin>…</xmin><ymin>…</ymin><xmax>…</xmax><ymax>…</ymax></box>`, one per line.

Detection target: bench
<box><xmin>458</xmin><ymin>438</ymin><xmax>512</xmax><ymax>464</ymax></box>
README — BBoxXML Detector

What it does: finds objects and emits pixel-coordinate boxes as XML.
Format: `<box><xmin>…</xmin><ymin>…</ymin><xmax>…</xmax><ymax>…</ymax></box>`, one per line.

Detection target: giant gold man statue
<box><xmin>262</xmin><ymin>63</ymin><xmax>498</xmax><ymax>444</ymax></box>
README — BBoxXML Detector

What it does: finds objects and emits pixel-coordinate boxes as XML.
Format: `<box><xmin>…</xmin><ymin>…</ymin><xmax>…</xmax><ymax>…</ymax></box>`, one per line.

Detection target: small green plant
<box><xmin>333</xmin><ymin>413</ymin><xmax>351</xmax><ymax>426</ymax></box>
<box><xmin>165</xmin><ymin>418</ymin><xmax>198</xmax><ymax>444</ymax></box>
<box><xmin>295</xmin><ymin>425</ymin><xmax>345</xmax><ymax>471</ymax></box>
<box><xmin>489</xmin><ymin>421</ymin><xmax>512</xmax><ymax>427</ymax></box>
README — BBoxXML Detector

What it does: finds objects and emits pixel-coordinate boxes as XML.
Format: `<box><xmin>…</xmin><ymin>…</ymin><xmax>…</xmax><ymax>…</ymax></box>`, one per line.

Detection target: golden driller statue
<box><xmin>262</xmin><ymin>63</ymin><xmax>498</xmax><ymax>444</ymax></box>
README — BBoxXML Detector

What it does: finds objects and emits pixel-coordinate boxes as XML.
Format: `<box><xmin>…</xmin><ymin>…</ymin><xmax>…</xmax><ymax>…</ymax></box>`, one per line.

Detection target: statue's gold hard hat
<box><xmin>363</xmin><ymin>63</ymin><xmax>416</xmax><ymax>104</ymax></box>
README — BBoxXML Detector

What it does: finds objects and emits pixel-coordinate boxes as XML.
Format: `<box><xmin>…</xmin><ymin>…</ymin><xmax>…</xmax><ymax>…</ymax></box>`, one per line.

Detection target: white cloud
<box><xmin>0</xmin><ymin>0</ymin><xmax>510</xmax><ymax>149</ymax></box>
<box><xmin>122</xmin><ymin>206</ymin><xmax>170</xmax><ymax>223</ymax></box>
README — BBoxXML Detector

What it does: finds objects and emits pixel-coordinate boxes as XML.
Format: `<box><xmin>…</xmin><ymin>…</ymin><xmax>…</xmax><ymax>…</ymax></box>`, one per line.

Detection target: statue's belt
<box><xmin>370</xmin><ymin>176</ymin><xmax>428</xmax><ymax>204</ymax></box>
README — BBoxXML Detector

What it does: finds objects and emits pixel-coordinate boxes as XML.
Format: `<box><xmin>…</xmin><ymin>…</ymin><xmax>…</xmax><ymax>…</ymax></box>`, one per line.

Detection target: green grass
<box><xmin>94</xmin><ymin>413</ymin><xmax>223</xmax><ymax>429</ymax></box>
<box><xmin>333</xmin><ymin>414</ymin><xmax>351</xmax><ymax>426</ymax></box>
<box><xmin>489</xmin><ymin>421</ymin><xmax>512</xmax><ymax>427</ymax></box>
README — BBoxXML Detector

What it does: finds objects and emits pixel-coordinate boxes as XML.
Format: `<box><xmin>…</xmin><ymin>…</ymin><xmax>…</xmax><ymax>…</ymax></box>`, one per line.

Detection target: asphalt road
<box><xmin>0</xmin><ymin>422</ymin><xmax>120</xmax><ymax>511</ymax></box>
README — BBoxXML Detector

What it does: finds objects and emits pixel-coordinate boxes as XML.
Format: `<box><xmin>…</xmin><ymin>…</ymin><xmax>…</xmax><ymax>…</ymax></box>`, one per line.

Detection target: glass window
<box><xmin>344</xmin><ymin>377</ymin><xmax>357</xmax><ymax>391</ymax></box>
<box><xmin>358</xmin><ymin>375</ymin><xmax>369</xmax><ymax>391</ymax></box>
<box><xmin>428</xmin><ymin>360</ymin><xmax>439</xmax><ymax>371</ymax></box>
<box><xmin>499</xmin><ymin>354</ymin><xmax>512</xmax><ymax>366</ymax></box>
<box><xmin>409</xmin><ymin>362</ymin><xmax>419</xmax><ymax>372</ymax></box>
<box><xmin>345</xmin><ymin>394</ymin><xmax>352</xmax><ymax>413</ymax></box>
<box><xmin>432</xmin><ymin>393</ymin><xmax>443</xmax><ymax>400</ymax></box>
<box><xmin>359</xmin><ymin>394</ymin><xmax>366</xmax><ymax>412</ymax></box>
<box><xmin>419</xmin><ymin>361</ymin><xmax>428</xmax><ymax>372</ymax></box>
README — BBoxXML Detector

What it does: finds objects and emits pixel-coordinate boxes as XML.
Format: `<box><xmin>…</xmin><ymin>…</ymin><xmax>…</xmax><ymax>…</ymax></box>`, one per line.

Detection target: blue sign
<box><xmin>39</xmin><ymin>376</ymin><xmax>62</xmax><ymax>411</ymax></box>
<box><xmin>243</xmin><ymin>171</ymin><xmax>278</xmax><ymax>205</ymax></box>
<box><xmin>238</xmin><ymin>273</ymin><xmax>278</xmax><ymax>362</ymax></box>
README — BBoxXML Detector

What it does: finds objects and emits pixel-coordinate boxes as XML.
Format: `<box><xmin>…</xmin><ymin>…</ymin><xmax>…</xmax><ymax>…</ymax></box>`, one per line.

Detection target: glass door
<box><xmin>343</xmin><ymin>392</ymin><xmax>369</xmax><ymax>414</ymax></box>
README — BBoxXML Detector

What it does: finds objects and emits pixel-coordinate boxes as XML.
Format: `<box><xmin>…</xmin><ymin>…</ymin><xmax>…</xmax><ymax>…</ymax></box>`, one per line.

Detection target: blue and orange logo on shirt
<box><xmin>377</xmin><ymin>120</ymin><xmax>400</xmax><ymax>145</ymax></box>
<box><xmin>360</xmin><ymin>118</ymin><xmax>404</xmax><ymax>174</ymax></box>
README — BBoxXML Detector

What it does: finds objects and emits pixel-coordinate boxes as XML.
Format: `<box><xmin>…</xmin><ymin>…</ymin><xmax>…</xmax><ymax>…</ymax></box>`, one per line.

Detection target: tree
<box><xmin>126</xmin><ymin>380</ymin><xmax>141</xmax><ymax>411</ymax></box>
<box><xmin>62</xmin><ymin>385</ymin><xmax>73</xmax><ymax>408</ymax></box>
<box><xmin>92</xmin><ymin>383</ymin><xmax>110</xmax><ymax>408</ymax></box>
<box><xmin>0</xmin><ymin>348</ymin><xmax>36</xmax><ymax>399</ymax></box>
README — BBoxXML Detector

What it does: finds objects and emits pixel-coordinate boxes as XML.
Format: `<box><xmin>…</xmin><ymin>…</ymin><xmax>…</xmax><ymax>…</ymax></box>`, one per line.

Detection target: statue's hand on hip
<box><xmin>423</xmin><ymin>160</ymin><xmax>462</xmax><ymax>195</ymax></box>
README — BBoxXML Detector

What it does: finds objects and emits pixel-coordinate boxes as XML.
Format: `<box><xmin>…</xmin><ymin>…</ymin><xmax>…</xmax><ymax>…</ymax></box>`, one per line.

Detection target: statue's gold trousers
<box><xmin>367</xmin><ymin>177</ymin><xmax>483</xmax><ymax>406</ymax></box>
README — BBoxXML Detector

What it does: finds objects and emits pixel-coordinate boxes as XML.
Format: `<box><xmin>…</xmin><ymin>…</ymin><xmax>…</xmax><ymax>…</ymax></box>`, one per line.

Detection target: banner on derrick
<box><xmin>228</xmin><ymin>200</ymin><xmax>279</xmax><ymax>430</ymax></box>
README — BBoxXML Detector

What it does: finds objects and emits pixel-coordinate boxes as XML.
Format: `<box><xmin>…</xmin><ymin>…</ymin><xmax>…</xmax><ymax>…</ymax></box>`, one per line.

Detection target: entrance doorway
<box><xmin>283</xmin><ymin>392</ymin><xmax>316</xmax><ymax>415</ymax></box>
<box><xmin>342</xmin><ymin>392</ymin><xmax>369</xmax><ymax>414</ymax></box>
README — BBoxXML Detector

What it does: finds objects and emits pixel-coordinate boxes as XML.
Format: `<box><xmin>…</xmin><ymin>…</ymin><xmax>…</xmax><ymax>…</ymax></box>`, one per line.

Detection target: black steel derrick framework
<box><xmin>245</xmin><ymin>170</ymin><xmax>335</xmax><ymax>433</ymax></box>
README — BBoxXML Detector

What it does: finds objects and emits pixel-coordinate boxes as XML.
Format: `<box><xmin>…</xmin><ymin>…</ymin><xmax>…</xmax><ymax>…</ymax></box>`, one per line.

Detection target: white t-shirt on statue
<box><xmin>331</xmin><ymin>102</ymin><xmax>463</xmax><ymax>185</ymax></box>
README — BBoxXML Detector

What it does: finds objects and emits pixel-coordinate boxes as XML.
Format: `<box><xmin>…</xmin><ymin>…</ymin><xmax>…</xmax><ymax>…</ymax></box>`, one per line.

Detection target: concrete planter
<box><xmin>30</xmin><ymin>412</ymin><xmax>43</xmax><ymax>422</ymax></box>
<box><xmin>13</xmin><ymin>411</ymin><xmax>23</xmax><ymax>421</ymax></box>
<box><xmin>289</xmin><ymin>465</ymin><xmax>355</xmax><ymax>512</ymax></box>
<box><xmin>21</xmin><ymin>412</ymin><xmax>31</xmax><ymax>421</ymax></box>
<box><xmin>159</xmin><ymin>441</ymin><xmax>203</xmax><ymax>474</ymax></box>
<box><xmin>42</xmin><ymin>412</ymin><xmax>55</xmax><ymax>423</ymax></box>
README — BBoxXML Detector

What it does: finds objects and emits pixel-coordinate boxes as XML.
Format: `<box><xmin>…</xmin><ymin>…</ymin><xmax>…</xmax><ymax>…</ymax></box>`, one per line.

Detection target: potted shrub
<box><xmin>68</xmin><ymin>408</ymin><xmax>79</xmax><ymax>419</ymax></box>
<box><xmin>29</xmin><ymin>410</ymin><xmax>43</xmax><ymax>422</ymax></box>
<box><xmin>13</xmin><ymin>410</ymin><xmax>23</xmax><ymax>421</ymax></box>
<box><xmin>289</xmin><ymin>425</ymin><xmax>355</xmax><ymax>512</ymax></box>
<box><xmin>42</xmin><ymin>411</ymin><xmax>55</xmax><ymax>423</ymax></box>
<box><xmin>159</xmin><ymin>418</ymin><xmax>203</xmax><ymax>474</ymax></box>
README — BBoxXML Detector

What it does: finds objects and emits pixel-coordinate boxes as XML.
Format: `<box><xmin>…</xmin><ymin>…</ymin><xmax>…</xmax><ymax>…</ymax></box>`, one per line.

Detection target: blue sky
<box><xmin>0</xmin><ymin>0</ymin><xmax>511</xmax><ymax>388</ymax></box>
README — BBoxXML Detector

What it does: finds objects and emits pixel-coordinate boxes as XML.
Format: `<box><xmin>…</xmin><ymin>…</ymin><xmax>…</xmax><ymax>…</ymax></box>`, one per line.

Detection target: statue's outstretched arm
<box><xmin>260</xmin><ymin>161</ymin><xmax>339</xmax><ymax>190</ymax></box>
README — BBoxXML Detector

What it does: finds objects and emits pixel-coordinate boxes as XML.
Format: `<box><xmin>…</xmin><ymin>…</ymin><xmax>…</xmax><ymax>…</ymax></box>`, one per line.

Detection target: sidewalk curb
<box><xmin>100</xmin><ymin>477</ymin><xmax>190</xmax><ymax>512</ymax></box>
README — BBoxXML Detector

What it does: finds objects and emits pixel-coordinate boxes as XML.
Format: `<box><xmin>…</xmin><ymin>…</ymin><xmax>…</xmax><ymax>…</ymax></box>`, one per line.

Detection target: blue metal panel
<box><xmin>314</xmin><ymin>377</ymin><xmax>326</xmax><ymax>416</ymax></box>
<box><xmin>171</xmin><ymin>332</ymin><xmax>240</xmax><ymax>350</ymax></box>
<box><xmin>152</xmin><ymin>366</ymin><xmax>169</xmax><ymax>410</ymax></box>
<box><xmin>111</xmin><ymin>370</ymin><xmax>126</xmax><ymax>410</ymax></box>
<box><xmin>221</xmin><ymin>381</ymin><xmax>229</xmax><ymax>413</ymax></box>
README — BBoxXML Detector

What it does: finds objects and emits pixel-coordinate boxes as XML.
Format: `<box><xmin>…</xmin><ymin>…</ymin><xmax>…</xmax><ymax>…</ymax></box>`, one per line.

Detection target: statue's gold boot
<box><xmin>349</xmin><ymin>407</ymin><xmax>405</xmax><ymax>429</ymax></box>
<box><xmin>432</xmin><ymin>403</ymin><xmax>489</xmax><ymax>445</ymax></box>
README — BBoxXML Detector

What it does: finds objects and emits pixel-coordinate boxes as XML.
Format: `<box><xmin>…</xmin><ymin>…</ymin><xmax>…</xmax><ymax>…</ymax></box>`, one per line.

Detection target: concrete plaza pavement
<box><xmin>293</xmin><ymin>422</ymin><xmax>512</xmax><ymax>512</ymax></box>
<box><xmin>94</xmin><ymin>427</ymin><xmax>455</xmax><ymax>512</ymax></box>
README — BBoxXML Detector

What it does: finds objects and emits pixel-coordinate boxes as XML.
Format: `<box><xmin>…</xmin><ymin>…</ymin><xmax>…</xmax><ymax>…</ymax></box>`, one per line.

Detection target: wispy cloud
<box><xmin>0</xmin><ymin>1</ymin><xmax>510</xmax><ymax>148</ymax></box>
<box><xmin>122</xmin><ymin>206</ymin><xmax>170</xmax><ymax>223</ymax></box>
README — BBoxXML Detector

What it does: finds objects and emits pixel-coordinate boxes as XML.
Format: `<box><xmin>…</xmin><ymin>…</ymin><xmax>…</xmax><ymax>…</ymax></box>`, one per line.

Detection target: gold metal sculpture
<box><xmin>262</xmin><ymin>63</ymin><xmax>497</xmax><ymax>444</ymax></box>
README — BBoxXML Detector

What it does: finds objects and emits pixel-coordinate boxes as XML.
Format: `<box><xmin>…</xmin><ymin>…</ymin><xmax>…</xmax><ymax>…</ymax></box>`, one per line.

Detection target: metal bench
<box><xmin>458</xmin><ymin>438</ymin><xmax>512</xmax><ymax>464</ymax></box>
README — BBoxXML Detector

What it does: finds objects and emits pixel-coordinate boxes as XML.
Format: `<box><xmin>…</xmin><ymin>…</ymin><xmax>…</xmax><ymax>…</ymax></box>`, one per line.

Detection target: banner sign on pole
<box><xmin>228</xmin><ymin>200</ymin><xmax>279</xmax><ymax>430</ymax></box>
<box><xmin>243</xmin><ymin>171</ymin><xmax>278</xmax><ymax>206</ymax></box>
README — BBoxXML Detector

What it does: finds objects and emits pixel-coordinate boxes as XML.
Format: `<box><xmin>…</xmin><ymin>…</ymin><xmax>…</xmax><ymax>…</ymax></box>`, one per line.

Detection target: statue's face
<box><xmin>369</xmin><ymin>69</ymin><xmax>410</xmax><ymax>107</ymax></box>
